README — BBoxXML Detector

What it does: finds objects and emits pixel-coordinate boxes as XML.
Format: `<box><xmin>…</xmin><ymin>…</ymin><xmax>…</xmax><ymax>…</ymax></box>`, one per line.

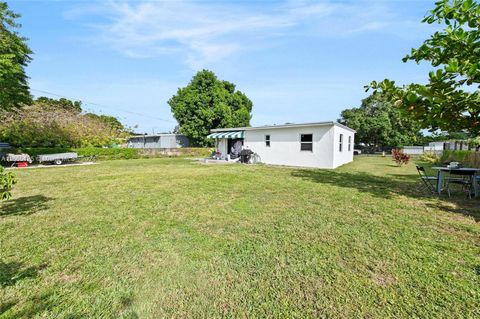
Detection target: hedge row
<box><xmin>10</xmin><ymin>147</ymin><xmax>213</xmax><ymax>161</ymax></box>
<box><xmin>76</xmin><ymin>147</ymin><xmax>140</xmax><ymax>160</ymax></box>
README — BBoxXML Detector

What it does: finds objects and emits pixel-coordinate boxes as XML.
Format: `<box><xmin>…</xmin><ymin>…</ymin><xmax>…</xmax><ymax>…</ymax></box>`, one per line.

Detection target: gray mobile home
<box><xmin>127</xmin><ymin>134</ymin><xmax>189</xmax><ymax>149</ymax></box>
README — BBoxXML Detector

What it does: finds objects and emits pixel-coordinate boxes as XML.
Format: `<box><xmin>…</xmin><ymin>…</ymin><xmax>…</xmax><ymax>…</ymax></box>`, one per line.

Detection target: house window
<box><xmin>265</xmin><ymin>135</ymin><xmax>271</xmax><ymax>147</ymax></box>
<box><xmin>348</xmin><ymin>136</ymin><xmax>352</xmax><ymax>152</ymax></box>
<box><xmin>339</xmin><ymin>134</ymin><xmax>343</xmax><ymax>152</ymax></box>
<box><xmin>300</xmin><ymin>134</ymin><xmax>313</xmax><ymax>151</ymax></box>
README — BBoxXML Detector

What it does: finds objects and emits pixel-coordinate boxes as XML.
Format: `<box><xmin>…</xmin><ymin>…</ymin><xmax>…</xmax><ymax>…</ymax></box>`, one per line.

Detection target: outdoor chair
<box><xmin>446</xmin><ymin>170</ymin><xmax>475</xmax><ymax>199</ymax></box>
<box><xmin>416</xmin><ymin>166</ymin><xmax>437</xmax><ymax>194</ymax></box>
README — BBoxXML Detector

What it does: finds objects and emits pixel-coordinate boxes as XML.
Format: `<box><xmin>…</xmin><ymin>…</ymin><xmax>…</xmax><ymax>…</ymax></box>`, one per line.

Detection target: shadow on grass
<box><xmin>425</xmin><ymin>200</ymin><xmax>480</xmax><ymax>222</ymax></box>
<box><xmin>0</xmin><ymin>261</ymin><xmax>51</xmax><ymax>316</ymax></box>
<box><xmin>1</xmin><ymin>293</ymin><xmax>55</xmax><ymax>318</ymax></box>
<box><xmin>291</xmin><ymin>169</ymin><xmax>480</xmax><ymax>221</ymax></box>
<box><xmin>290</xmin><ymin>169</ymin><xmax>416</xmax><ymax>199</ymax></box>
<box><xmin>0</xmin><ymin>261</ymin><xmax>47</xmax><ymax>288</ymax></box>
<box><xmin>0</xmin><ymin>301</ymin><xmax>16</xmax><ymax>315</ymax></box>
<box><xmin>0</xmin><ymin>195</ymin><xmax>52</xmax><ymax>217</ymax></box>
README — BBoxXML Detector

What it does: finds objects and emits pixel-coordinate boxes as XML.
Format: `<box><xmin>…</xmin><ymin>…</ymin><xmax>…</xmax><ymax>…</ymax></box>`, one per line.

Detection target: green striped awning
<box><xmin>207</xmin><ymin>131</ymin><xmax>245</xmax><ymax>139</ymax></box>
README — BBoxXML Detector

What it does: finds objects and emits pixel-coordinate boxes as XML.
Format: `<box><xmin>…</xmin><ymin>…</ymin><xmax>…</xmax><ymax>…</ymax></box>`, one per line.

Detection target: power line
<box><xmin>30</xmin><ymin>88</ymin><xmax>176</xmax><ymax>123</ymax></box>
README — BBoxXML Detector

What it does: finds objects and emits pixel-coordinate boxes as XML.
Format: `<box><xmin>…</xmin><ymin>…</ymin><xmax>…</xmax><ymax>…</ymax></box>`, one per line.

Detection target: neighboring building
<box><xmin>127</xmin><ymin>134</ymin><xmax>189</xmax><ymax>149</ymax></box>
<box><xmin>207</xmin><ymin>122</ymin><xmax>355</xmax><ymax>168</ymax></box>
<box><xmin>402</xmin><ymin>146</ymin><xmax>426</xmax><ymax>155</ymax></box>
<box><xmin>427</xmin><ymin>141</ymin><xmax>446</xmax><ymax>152</ymax></box>
<box><xmin>443</xmin><ymin>140</ymin><xmax>470</xmax><ymax>151</ymax></box>
<box><xmin>403</xmin><ymin>140</ymin><xmax>470</xmax><ymax>155</ymax></box>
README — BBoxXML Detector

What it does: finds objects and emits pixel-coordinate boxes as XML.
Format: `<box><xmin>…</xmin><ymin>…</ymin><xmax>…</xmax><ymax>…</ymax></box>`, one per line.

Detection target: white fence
<box><xmin>403</xmin><ymin>141</ymin><xmax>472</xmax><ymax>155</ymax></box>
<box><xmin>402</xmin><ymin>146</ymin><xmax>424</xmax><ymax>155</ymax></box>
<box><xmin>402</xmin><ymin>145</ymin><xmax>444</xmax><ymax>155</ymax></box>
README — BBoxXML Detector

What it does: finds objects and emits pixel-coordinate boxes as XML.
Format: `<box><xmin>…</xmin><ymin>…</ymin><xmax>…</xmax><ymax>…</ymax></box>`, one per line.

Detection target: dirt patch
<box><xmin>59</xmin><ymin>272</ymin><xmax>81</xmax><ymax>283</ymax></box>
<box><xmin>372</xmin><ymin>272</ymin><xmax>396</xmax><ymax>287</ymax></box>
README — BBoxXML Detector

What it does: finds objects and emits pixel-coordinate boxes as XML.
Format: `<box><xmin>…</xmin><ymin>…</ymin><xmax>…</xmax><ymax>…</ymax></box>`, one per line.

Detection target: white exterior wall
<box><xmin>332</xmin><ymin>125</ymin><xmax>355</xmax><ymax>168</ymax></box>
<box><xmin>403</xmin><ymin>146</ymin><xmax>425</xmax><ymax>155</ymax></box>
<box><xmin>428</xmin><ymin>141</ymin><xmax>445</xmax><ymax>151</ymax></box>
<box><xmin>127</xmin><ymin>134</ymin><xmax>189</xmax><ymax>148</ymax></box>
<box><xmin>243</xmin><ymin>125</ymin><xmax>335</xmax><ymax>168</ymax></box>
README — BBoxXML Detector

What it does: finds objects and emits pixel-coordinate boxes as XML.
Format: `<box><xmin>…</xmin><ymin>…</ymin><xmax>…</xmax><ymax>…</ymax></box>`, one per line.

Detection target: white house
<box><xmin>207</xmin><ymin>122</ymin><xmax>355</xmax><ymax>169</ymax></box>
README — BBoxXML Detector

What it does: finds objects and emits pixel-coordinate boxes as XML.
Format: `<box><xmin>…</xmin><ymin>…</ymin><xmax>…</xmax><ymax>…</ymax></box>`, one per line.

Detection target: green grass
<box><xmin>1</xmin><ymin>157</ymin><xmax>479</xmax><ymax>318</ymax></box>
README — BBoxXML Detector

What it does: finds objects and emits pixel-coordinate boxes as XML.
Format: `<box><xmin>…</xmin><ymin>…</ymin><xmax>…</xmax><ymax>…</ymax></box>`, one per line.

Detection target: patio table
<box><xmin>432</xmin><ymin>167</ymin><xmax>480</xmax><ymax>197</ymax></box>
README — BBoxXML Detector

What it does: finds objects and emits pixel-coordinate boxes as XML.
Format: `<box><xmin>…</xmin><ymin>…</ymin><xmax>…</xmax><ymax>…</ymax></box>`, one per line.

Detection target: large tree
<box><xmin>0</xmin><ymin>2</ymin><xmax>32</xmax><ymax>111</ymax></box>
<box><xmin>339</xmin><ymin>93</ymin><xmax>423</xmax><ymax>152</ymax></box>
<box><xmin>368</xmin><ymin>0</ymin><xmax>480</xmax><ymax>134</ymax></box>
<box><xmin>168</xmin><ymin>70</ymin><xmax>253</xmax><ymax>146</ymax></box>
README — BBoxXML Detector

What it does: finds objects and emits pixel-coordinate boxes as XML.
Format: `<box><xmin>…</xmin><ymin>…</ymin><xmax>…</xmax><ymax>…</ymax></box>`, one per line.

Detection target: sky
<box><xmin>10</xmin><ymin>0</ymin><xmax>438</xmax><ymax>133</ymax></box>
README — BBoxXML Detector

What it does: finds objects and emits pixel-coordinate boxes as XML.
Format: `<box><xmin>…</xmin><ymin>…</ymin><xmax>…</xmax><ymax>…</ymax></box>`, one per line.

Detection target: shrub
<box><xmin>76</xmin><ymin>147</ymin><xmax>212</xmax><ymax>160</ymax></box>
<box><xmin>392</xmin><ymin>149</ymin><xmax>410</xmax><ymax>166</ymax></box>
<box><xmin>75</xmin><ymin>147</ymin><xmax>140</xmax><ymax>160</ymax></box>
<box><xmin>0</xmin><ymin>165</ymin><xmax>16</xmax><ymax>200</ymax></box>
<box><xmin>419</xmin><ymin>151</ymin><xmax>440</xmax><ymax>164</ymax></box>
<box><xmin>137</xmin><ymin>147</ymin><xmax>213</xmax><ymax>158</ymax></box>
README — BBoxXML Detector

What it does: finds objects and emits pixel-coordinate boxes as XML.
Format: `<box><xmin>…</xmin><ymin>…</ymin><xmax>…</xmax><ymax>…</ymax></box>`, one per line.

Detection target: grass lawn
<box><xmin>1</xmin><ymin>156</ymin><xmax>479</xmax><ymax>318</ymax></box>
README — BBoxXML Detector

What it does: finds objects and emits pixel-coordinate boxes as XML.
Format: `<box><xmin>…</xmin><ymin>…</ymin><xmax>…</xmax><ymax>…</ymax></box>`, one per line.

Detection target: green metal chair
<box><xmin>416</xmin><ymin>166</ymin><xmax>438</xmax><ymax>194</ymax></box>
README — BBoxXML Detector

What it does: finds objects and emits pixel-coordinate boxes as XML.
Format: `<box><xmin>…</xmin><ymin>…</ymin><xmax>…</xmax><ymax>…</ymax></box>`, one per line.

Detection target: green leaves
<box><xmin>0</xmin><ymin>2</ymin><xmax>32</xmax><ymax>111</ymax></box>
<box><xmin>0</xmin><ymin>165</ymin><xmax>16</xmax><ymax>201</ymax></box>
<box><xmin>369</xmin><ymin>0</ymin><xmax>480</xmax><ymax>134</ymax></box>
<box><xmin>0</xmin><ymin>100</ymin><xmax>125</xmax><ymax>148</ymax></box>
<box><xmin>168</xmin><ymin>70</ymin><xmax>253</xmax><ymax>146</ymax></box>
<box><xmin>445</xmin><ymin>58</ymin><xmax>459</xmax><ymax>72</ymax></box>
<box><xmin>339</xmin><ymin>93</ymin><xmax>423</xmax><ymax>151</ymax></box>
<box><xmin>35</xmin><ymin>97</ymin><xmax>82</xmax><ymax>113</ymax></box>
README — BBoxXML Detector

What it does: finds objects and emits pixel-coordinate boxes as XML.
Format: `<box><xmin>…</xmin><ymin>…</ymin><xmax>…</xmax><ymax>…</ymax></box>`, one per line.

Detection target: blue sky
<box><xmin>11</xmin><ymin>0</ymin><xmax>436</xmax><ymax>133</ymax></box>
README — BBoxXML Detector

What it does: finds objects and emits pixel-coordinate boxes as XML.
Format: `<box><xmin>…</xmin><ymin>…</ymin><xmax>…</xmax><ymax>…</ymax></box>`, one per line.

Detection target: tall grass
<box><xmin>439</xmin><ymin>150</ymin><xmax>480</xmax><ymax>167</ymax></box>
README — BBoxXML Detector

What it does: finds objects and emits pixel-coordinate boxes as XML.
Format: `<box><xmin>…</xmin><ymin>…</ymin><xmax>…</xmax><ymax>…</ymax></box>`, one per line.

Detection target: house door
<box><xmin>228</xmin><ymin>139</ymin><xmax>244</xmax><ymax>154</ymax></box>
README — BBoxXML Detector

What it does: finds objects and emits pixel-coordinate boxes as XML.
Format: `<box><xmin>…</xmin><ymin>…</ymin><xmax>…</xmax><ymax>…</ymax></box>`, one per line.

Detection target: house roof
<box><xmin>211</xmin><ymin>121</ymin><xmax>356</xmax><ymax>133</ymax></box>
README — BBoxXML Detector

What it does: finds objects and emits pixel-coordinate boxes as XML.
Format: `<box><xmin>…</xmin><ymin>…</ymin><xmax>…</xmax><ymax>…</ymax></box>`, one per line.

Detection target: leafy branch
<box><xmin>0</xmin><ymin>165</ymin><xmax>16</xmax><ymax>201</ymax></box>
<box><xmin>366</xmin><ymin>0</ymin><xmax>480</xmax><ymax>134</ymax></box>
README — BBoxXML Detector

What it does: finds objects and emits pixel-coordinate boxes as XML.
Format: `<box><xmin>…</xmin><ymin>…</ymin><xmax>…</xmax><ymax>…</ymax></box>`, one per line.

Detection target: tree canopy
<box><xmin>0</xmin><ymin>2</ymin><xmax>32</xmax><ymax>111</ymax></box>
<box><xmin>0</xmin><ymin>99</ymin><xmax>126</xmax><ymax>148</ymax></box>
<box><xmin>339</xmin><ymin>93</ymin><xmax>423</xmax><ymax>152</ymax></box>
<box><xmin>368</xmin><ymin>0</ymin><xmax>480</xmax><ymax>134</ymax></box>
<box><xmin>85</xmin><ymin>113</ymin><xmax>125</xmax><ymax>132</ymax></box>
<box><xmin>168</xmin><ymin>70</ymin><xmax>253</xmax><ymax>146</ymax></box>
<box><xmin>35</xmin><ymin>96</ymin><xmax>82</xmax><ymax>113</ymax></box>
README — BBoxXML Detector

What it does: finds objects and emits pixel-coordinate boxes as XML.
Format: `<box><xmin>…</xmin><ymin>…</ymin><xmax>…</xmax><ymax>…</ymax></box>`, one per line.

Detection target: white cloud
<box><xmin>349</xmin><ymin>21</ymin><xmax>388</xmax><ymax>33</ymax></box>
<box><xmin>67</xmin><ymin>0</ymin><xmax>424</xmax><ymax>68</ymax></box>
